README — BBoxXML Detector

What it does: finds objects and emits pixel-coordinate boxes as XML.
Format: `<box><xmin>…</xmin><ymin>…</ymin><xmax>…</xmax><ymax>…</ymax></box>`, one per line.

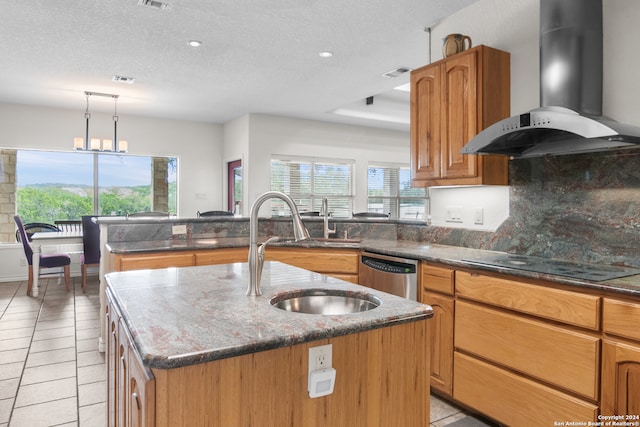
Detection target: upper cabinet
<box><xmin>410</xmin><ymin>45</ymin><xmax>510</xmax><ymax>186</ymax></box>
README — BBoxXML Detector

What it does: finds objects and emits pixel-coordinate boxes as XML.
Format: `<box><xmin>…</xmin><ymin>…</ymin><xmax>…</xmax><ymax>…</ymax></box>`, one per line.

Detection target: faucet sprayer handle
<box><xmin>258</xmin><ymin>236</ymin><xmax>280</xmax><ymax>258</ymax></box>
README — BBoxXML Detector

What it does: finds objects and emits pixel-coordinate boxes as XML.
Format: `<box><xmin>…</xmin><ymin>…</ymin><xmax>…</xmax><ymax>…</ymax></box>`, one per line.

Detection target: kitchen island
<box><xmin>105</xmin><ymin>261</ymin><xmax>433</xmax><ymax>427</ymax></box>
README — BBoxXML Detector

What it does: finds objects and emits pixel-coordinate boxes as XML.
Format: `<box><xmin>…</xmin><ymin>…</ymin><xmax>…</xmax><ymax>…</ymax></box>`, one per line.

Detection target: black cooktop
<box><xmin>462</xmin><ymin>254</ymin><xmax>640</xmax><ymax>282</ymax></box>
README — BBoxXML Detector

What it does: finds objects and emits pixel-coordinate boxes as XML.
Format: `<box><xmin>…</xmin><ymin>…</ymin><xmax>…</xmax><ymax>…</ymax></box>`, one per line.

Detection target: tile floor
<box><xmin>0</xmin><ymin>275</ymin><xmax>494</xmax><ymax>427</ymax></box>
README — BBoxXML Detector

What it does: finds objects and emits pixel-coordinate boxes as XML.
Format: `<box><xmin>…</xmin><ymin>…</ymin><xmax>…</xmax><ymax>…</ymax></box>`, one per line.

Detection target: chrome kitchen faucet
<box><xmin>247</xmin><ymin>191</ymin><xmax>310</xmax><ymax>296</ymax></box>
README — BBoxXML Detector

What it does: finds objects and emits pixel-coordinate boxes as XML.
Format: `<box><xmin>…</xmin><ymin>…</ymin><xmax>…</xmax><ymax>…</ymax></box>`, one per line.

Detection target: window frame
<box><xmin>270</xmin><ymin>155</ymin><xmax>355</xmax><ymax>218</ymax></box>
<box><xmin>367</xmin><ymin>162</ymin><xmax>428</xmax><ymax>220</ymax></box>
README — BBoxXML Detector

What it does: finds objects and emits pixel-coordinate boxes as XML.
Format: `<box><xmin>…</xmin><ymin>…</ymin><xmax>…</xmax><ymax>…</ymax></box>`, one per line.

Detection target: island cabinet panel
<box><xmin>456</xmin><ymin>271</ymin><xmax>601</xmax><ymax>330</ymax></box>
<box><xmin>601</xmin><ymin>297</ymin><xmax>640</xmax><ymax>415</ymax></box>
<box><xmin>151</xmin><ymin>321</ymin><xmax>429</xmax><ymax>427</ymax></box>
<box><xmin>455</xmin><ymin>300</ymin><xmax>600</xmax><ymax>400</ymax></box>
<box><xmin>265</xmin><ymin>247</ymin><xmax>360</xmax><ymax>283</ymax></box>
<box><xmin>194</xmin><ymin>247</ymin><xmax>248</xmax><ymax>266</ymax></box>
<box><xmin>410</xmin><ymin>45</ymin><xmax>510</xmax><ymax>187</ymax></box>
<box><xmin>454</xmin><ymin>352</ymin><xmax>598</xmax><ymax>426</ymax></box>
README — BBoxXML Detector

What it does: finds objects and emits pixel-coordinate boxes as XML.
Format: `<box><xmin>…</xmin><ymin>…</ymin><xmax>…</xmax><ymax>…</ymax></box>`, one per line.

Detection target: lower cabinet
<box><xmin>106</xmin><ymin>290</ymin><xmax>155</xmax><ymax>427</ymax></box>
<box><xmin>419</xmin><ymin>263</ymin><xmax>455</xmax><ymax>397</ymax></box>
<box><xmin>110</xmin><ymin>248</ymin><xmax>249</xmax><ymax>272</ymax></box>
<box><xmin>601</xmin><ymin>297</ymin><xmax>640</xmax><ymax>415</ymax></box>
<box><xmin>601</xmin><ymin>340</ymin><xmax>640</xmax><ymax>416</ymax></box>
<box><xmin>452</xmin><ymin>270</ymin><xmax>601</xmax><ymax>425</ymax></box>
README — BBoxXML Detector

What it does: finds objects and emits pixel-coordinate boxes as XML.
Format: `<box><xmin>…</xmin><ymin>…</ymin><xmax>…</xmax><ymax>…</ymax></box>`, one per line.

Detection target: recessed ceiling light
<box><xmin>188</xmin><ymin>40</ymin><xmax>202</xmax><ymax>47</ymax></box>
<box><xmin>318</xmin><ymin>51</ymin><xmax>334</xmax><ymax>58</ymax></box>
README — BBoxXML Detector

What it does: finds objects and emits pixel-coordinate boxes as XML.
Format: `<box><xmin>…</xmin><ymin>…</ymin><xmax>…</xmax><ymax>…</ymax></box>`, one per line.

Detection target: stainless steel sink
<box><xmin>270</xmin><ymin>289</ymin><xmax>381</xmax><ymax>315</ymax></box>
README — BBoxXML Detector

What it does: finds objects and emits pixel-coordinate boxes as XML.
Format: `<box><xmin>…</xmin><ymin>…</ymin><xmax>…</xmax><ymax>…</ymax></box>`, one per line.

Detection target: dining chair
<box><xmin>14</xmin><ymin>215</ymin><xmax>70</xmax><ymax>296</ymax></box>
<box><xmin>15</xmin><ymin>222</ymin><xmax>60</xmax><ymax>242</ymax></box>
<box><xmin>80</xmin><ymin>215</ymin><xmax>100</xmax><ymax>293</ymax></box>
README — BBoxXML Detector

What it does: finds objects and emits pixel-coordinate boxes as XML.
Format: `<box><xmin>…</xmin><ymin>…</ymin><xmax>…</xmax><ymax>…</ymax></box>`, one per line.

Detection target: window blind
<box><xmin>271</xmin><ymin>156</ymin><xmax>354</xmax><ymax>218</ymax></box>
<box><xmin>368</xmin><ymin>164</ymin><xmax>427</xmax><ymax>219</ymax></box>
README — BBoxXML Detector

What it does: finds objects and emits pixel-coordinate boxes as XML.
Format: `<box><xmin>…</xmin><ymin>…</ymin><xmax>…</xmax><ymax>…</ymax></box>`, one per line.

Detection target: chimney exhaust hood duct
<box><xmin>460</xmin><ymin>0</ymin><xmax>640</xmax><ymax>158</ymax></box>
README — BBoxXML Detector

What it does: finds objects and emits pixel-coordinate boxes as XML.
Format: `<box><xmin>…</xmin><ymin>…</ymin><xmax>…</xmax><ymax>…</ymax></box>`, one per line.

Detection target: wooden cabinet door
<box><xmin>441</xmin><ymin>49</ymin><xmax>478</xmax><ymax>179</ymax></box>
<box><xmin>128</xmin><ymin>345</ymin><xmax>155</xmax><ymax>427</ymax></box>
<box><xmin>410</xmin><ymin>62</ymin><xmax>441</xmax><ymax>181</ymax></box>
<box><xmin>602</xmin><ymin>340</ymin><xmax>640</xmax><ymax>416</ymax></box>
<box><xmin>422</xmin><ymin>291</ymin><xmax>454</xmax><ymax>396</ymax></box>
<box><xmin>106</xmin><ymin>293</ymin><xmax>119</xmax><ymax>427</ymax></box>
<box><xmin>118</xmin><ymin>319</ymin><xmax>131</xmax><ymax>427</ymax></box>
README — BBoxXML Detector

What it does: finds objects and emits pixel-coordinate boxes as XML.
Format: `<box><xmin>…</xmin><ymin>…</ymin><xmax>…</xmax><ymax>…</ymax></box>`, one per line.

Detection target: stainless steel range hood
<box><xmin>460</xmin><ymin>0</ymin><xmax>640</xmax><ymax>158</ymax></box>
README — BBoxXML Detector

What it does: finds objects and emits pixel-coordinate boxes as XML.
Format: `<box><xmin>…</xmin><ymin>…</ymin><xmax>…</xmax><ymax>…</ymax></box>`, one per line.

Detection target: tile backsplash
<box><xmin>399</xmin><ymin>150</ymin><xmax>640</xmax><ymax>267</ymax></box>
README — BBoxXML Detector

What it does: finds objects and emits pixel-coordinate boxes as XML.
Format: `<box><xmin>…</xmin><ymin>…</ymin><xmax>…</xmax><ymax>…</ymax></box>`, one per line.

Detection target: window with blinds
<box><xmin>271</xmin><ymin>156</ymin><xmax>354</xmax><ymax>218</ymax></box>
<box><xmin>368</xmin><ymin>164</ymin><xmax>428</xmax><ymax>219</ymax></box>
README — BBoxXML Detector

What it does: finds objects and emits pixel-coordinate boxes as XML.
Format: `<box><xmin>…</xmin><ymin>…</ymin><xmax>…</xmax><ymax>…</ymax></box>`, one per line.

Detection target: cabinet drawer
<box><xmin>115</xmin><ymin>252</ymin><xmax>195</xmax><ymax>271</ymax></box>
<box><xmin>603</xmin><ymin>298</ymin><xmax>640</xmax><ymax>341</ymax></box>
<box><xmin>194</xmin><ymin>248</ymin><xmax>248</xmax><ymax>266</ymax></box>
<box><xmin>455</xmin><ymin>300</ymin><xmax>600</xmax><ymax>399</ymax></box>
<box><xmin>265</xmin><ymin>248</ymin><xmax>359</xmax><ymax>274</ymax></box>
<box><xmin>456</xmin><ymin>271</ymin><xmax>601</xmax><ymax>330</ymax></box>
<box><xmin>422</xmin><ymin>263</ymin><xmax>454</xmax><ymax>295</ymax></box>
<box><xmin>454</xmin><ymin>352</ymin><xmax>598</xmax><ymax>426</ymax></box>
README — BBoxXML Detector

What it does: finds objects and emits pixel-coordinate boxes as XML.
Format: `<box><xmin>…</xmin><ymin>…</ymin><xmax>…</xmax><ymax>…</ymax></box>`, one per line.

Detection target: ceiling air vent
<box><xmin>137</xmin><ymin>0</ymin><xmax>171</xmax><ymax>10</ymax></box>
<box><xmin>382</xmin><ymin>67</ymin><xmax>412</xmax><ymax>78</ymax></box>
<box><xmin>112</xmin><ymin>75</ymin><xmax>136</xmax><ymax>84</ymax></box>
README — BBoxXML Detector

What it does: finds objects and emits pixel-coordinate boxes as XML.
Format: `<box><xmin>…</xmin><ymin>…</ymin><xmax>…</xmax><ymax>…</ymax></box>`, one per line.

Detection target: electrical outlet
<box><xmin>172</xmin><ymin>224</ymin><xmax>187</xmax><ymax>235</ymax></box>
<box><xmin>445</xmin><ymin>206</ymin><xmax>463</xmax><ymax>223</ymax></box>
<box><xmin>309</xmin><ymin>344</ymin><xmax>332</xmax><ymax>373</ymax></box>
<box><xmin>308</xmin><ymin>344</ymin><xmax>335</xmax><ymax>397</ymax></box>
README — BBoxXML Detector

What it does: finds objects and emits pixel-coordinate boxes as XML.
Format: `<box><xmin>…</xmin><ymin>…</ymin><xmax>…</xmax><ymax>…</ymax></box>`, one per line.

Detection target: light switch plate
<box><xmin>474</xmin><ymin>207</ymin><xmax>484</xmax><ymax>225</ymax></box>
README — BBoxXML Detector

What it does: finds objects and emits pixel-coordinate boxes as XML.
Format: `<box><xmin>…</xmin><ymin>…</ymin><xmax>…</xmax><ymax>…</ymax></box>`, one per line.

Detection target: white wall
<box><xmin>234</xmin><ymin>113</ymin><xmax>411</xmax><ymax>215</ymax></box>
<box><xmin>0</xmin><ymin>103</ymin><xmax>225</xmax><ymax>217</ymax></box>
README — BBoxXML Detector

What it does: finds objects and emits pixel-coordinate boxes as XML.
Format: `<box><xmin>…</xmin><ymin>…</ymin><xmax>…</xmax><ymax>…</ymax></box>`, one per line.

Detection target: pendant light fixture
<box><xmin>73</xmin><ymin>91</ymin><xmax>128</xmax><ymax>153</ymax></box>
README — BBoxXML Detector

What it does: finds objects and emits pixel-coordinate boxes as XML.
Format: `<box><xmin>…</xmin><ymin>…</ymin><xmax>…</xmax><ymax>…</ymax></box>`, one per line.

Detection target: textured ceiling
<box><xmin>1</xmin><ymin>0</ymin><xmax>477</xmax><ymax>131</ymax></box>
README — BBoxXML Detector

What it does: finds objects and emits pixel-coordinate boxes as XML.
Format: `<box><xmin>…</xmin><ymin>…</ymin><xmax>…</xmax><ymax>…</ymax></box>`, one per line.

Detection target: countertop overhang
<box><xmin>106</xmin><ymin>261</ymin><xmax>433</xmax><ymax>370</ymax></box>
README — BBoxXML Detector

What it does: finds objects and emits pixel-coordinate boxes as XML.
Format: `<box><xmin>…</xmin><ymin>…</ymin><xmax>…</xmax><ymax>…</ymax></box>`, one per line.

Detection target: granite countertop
<box><xmin>105</xmin><ymin>261</ymin><xmax>433</xmax><ymax>370</ymax></box>
<box><xmin>107</xmin><ymin>237</ymin><xmax>640</xmax><ymax>298</ymax></box>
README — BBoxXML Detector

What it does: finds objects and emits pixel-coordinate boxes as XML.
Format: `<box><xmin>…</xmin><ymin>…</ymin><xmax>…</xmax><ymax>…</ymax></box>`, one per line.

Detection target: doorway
<box><xmin>227</xmin><ymin>159</ymin><xmax>242</xmax><ymax>214</ymax></box>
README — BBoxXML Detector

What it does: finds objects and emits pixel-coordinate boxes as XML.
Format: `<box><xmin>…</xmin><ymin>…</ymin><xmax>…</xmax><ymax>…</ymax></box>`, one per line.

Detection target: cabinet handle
<box><xmin>132</xmin><ymin>392</ymin><xmax>141</xmax><ymax>410</ymax></box>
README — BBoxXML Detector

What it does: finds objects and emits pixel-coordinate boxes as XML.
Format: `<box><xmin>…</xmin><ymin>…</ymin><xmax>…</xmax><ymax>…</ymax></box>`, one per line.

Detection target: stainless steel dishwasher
<box><xmin>359</xmin><ymin>251</ymin><xmax>418</xmax><ymax>301</ymax></box>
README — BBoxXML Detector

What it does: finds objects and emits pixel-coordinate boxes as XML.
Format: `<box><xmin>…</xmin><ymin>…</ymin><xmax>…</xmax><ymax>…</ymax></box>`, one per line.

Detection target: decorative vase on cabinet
<box><xmin>410</xmin><ymin>45</ymin><xmax>510</xmax><ymax>186</ymax></box>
